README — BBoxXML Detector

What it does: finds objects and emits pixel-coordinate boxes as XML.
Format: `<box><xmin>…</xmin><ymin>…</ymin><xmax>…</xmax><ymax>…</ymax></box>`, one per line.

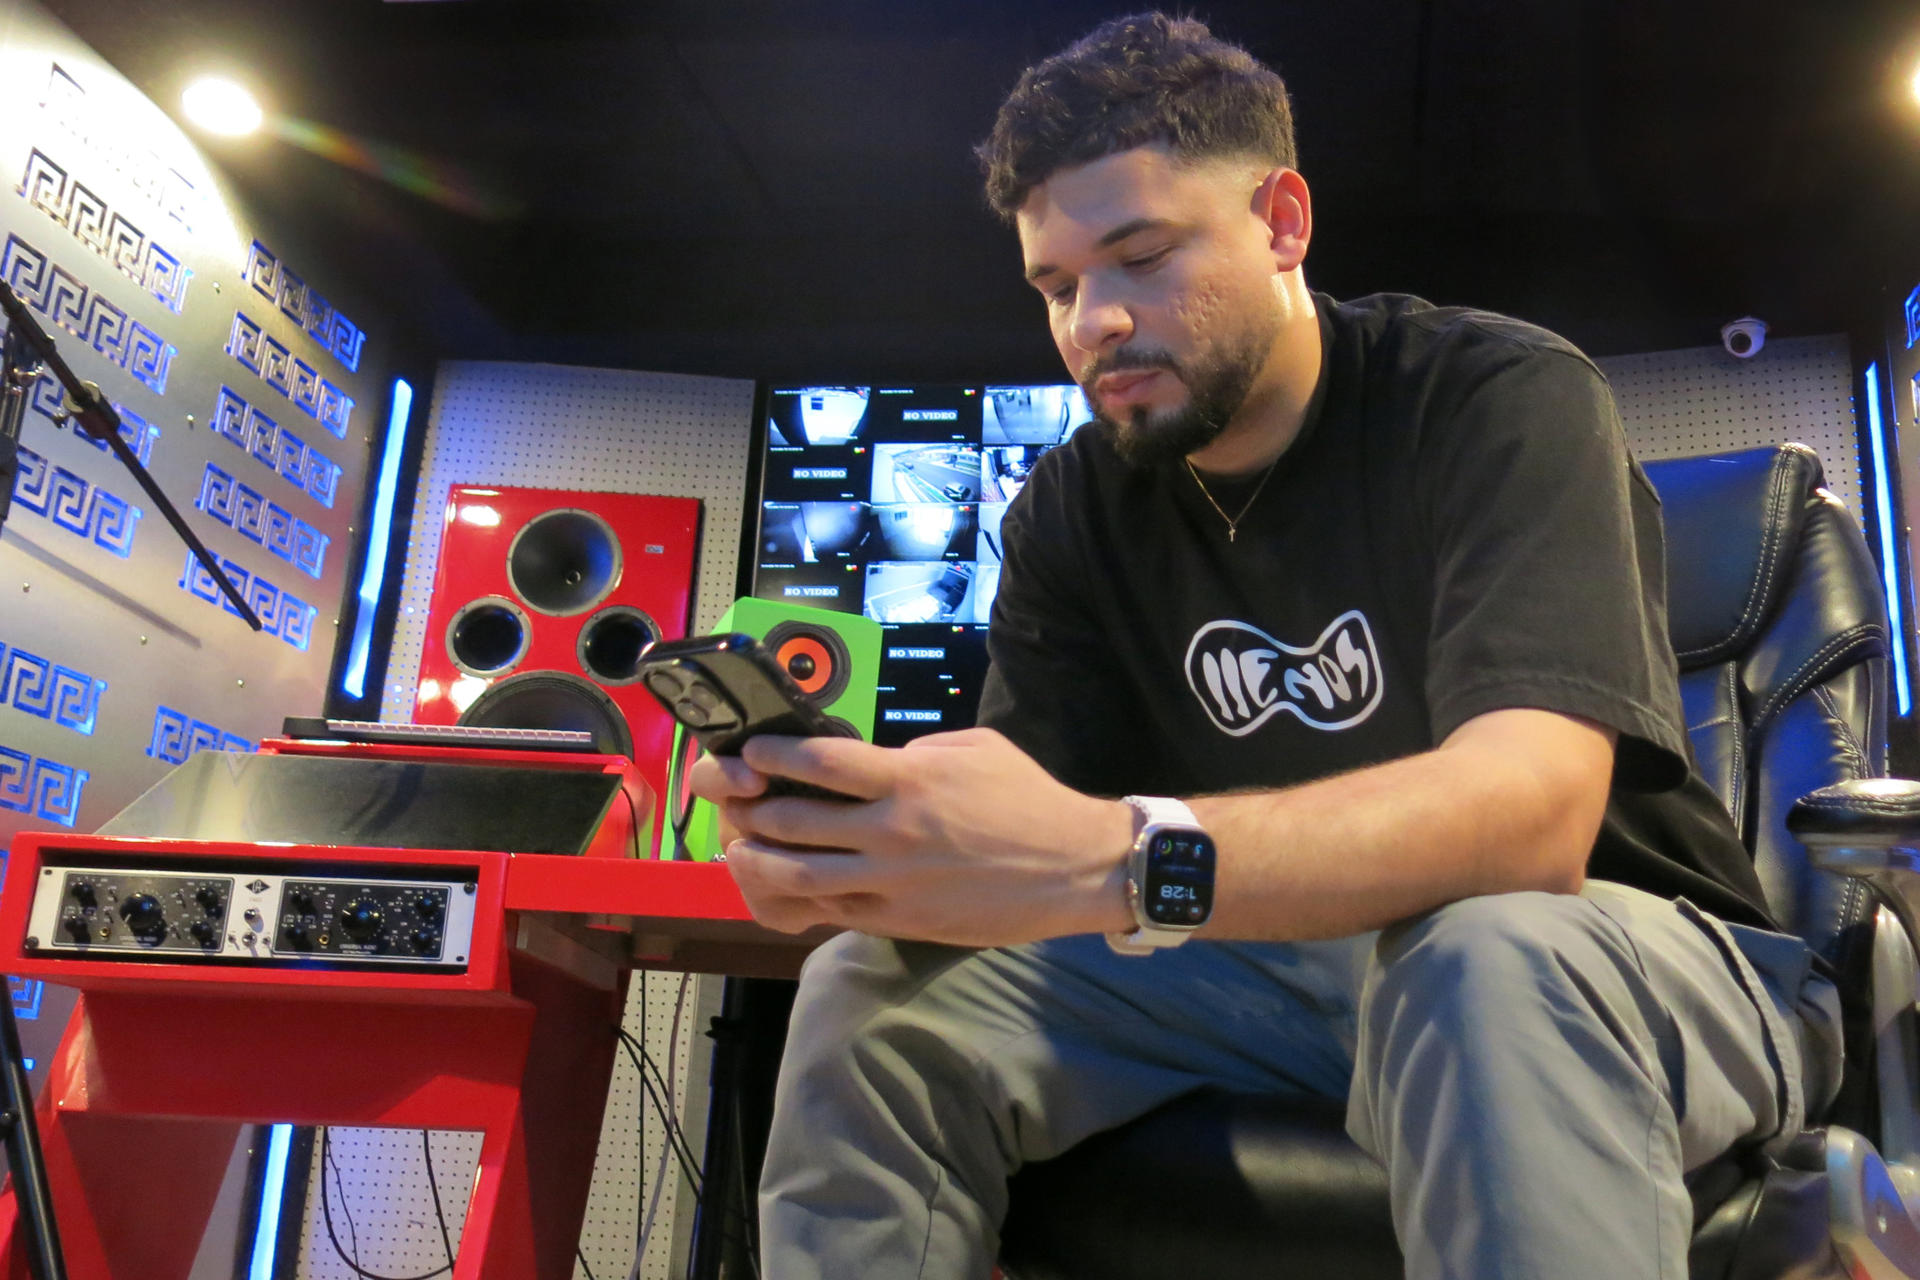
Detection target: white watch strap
<box><xmin>1124</xmin><ymin>795</ymin><xmax>1198</xmax><ymax>827</ymax></box>
<box><xmin>1106</xmin><ymin>795</ymin><xmax>1204</xmax><ymax>954</ymax></box>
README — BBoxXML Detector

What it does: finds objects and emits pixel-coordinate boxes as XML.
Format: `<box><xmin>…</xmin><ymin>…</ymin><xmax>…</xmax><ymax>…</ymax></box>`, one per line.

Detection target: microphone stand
<box><xmin>0</xmin><ymin>277</ymin><xmax>263</xmax><ymax>630</ymax></box>
<box><xmin>0</xmin><ymin>986</ymin><xmax>63</xmax><ymax>1280</ymax></box>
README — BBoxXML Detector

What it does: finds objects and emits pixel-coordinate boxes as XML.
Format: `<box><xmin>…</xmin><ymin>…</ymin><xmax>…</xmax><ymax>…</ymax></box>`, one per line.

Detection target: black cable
<box><xmin>628</xmin><ymin>1031</ymin><xmax>710</xmax><ymax>1193</ymax></box>
<box><xmin>730</xmin><ymin>1084</ymin><xmax>763</xmax><ymax>1280</ymax></box>
<box><xmin>617</xmin><ymin>1029</ymin><xmax>705</xmax><ymax>1194</ymax></box>
<box><xmin>422</xmin><ymin>1130</ymin><xmax>456</xmax><ymax>1269</ymax></box>
<box><xmin>637</xmin><ymin>977</ymin><xmax>648</xmax><ymax>1262</ymax></box>
<box><xmin>618</xmin><ymin>782</ymin><xmax>645</xmax><ymax>859</ymax></box>
<box><xmin>577</xmin><ymin>1245</ymin><xmax>598</xmax><ymax>1280</ymax></box>
<box><xmin>320</xmin><ymin>1128</ymin><xmax>453</xmax><ymax>1280</ymax></box>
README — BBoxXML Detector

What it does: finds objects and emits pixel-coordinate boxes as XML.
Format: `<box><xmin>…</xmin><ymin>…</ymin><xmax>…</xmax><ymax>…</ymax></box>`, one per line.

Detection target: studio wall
<box><xmin>0</xmin><ymin>0</ymin><xmax>396</xmax><ymax>1149</ymax></box>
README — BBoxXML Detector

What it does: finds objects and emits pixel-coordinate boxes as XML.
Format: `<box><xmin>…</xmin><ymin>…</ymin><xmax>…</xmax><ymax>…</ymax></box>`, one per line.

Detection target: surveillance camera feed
<box><xmin>756</xmin><ymin>383</ymin><xmax>1094</xmax><ymax>745</ymax></box>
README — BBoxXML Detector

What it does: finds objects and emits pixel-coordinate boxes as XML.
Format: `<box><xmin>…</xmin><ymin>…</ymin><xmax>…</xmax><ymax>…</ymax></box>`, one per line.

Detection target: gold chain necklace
<box><xmin>1184</xmin><ymin>457</ymin><xmax>1281</xmax><ymax>542</ymax></box>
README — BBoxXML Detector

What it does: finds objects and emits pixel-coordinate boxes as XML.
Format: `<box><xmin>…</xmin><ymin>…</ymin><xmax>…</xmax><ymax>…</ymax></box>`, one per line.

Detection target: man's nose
<box><xmin>1067</xmin><ymin>282</ymin><xmax>1132</xmax><ymax>355</ymax></box>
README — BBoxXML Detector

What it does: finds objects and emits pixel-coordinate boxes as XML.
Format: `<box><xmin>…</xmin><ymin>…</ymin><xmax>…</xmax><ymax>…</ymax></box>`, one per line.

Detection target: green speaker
<box><xmin>661</xmin><ymin>598</ymin><xmax>882</xmax><ymax>860</ymax></box>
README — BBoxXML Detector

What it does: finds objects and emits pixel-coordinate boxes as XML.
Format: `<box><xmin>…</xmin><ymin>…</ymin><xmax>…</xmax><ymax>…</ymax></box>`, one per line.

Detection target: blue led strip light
<box><xmin>26</xmin><ymin>377</ymin><xmax>162</xmax><ymax>467</ymax></box>
<box><xmin>0</xmin><ymin>640</ymin><xmax>106</xmax><ymax>735</ymax></box>
<box><xmin>177</xmin><ymin>551</ymin><xmax>318</xmax><ymax>652</ymax></box>
<box><xmin>195</xmin><ymin>463</ymin><xmax>330</xmax><ymax>580</ymax></box>
<box><xmin>212</xmin><ymin>386</ymin><xmax>342</xmax><ymax>509</ymax></box>
<box><xmin>246</xmin><ymin>1124</ymin><xmax>294</xmax><ymax>1280</ymax></box>
<box><xmin>1864</xmin><ymin>363</ymin><xmax>1912</xmax><ymax>716</ymax></box>
<box><xmin>11</xmin><ymin>444</ymin><xmax>141</xmax><ymax>557</ymax></box>
<box><xmin>146</xmin><ymin>705</ymin><xmax>254</xmax><ymax>765</ymax></box>
<box><xmin>8</xmin><ymin>976</ymin><xmax>43</xmax><ymax>1021</ymax></box>
<box><xmin>243</xmin><ymin>240</ymin><xmax>365</xmax><ymax>373</ymax></box>
<box><xmin>224</xmin><ymin>310</ymin><xmax>354</xmax><ymax>440</ymax></box>
<box><xmin>0</xmin><ymin>748</ymin><xmax>88</xmax><ymax>827</ymax></box>
<box><xmin>342</xmin><ymin>379</ymin><xmax>413</xmax><ymax>699</ymax></box>
<box><xmin>0</xmin><ymin>232</ymin><xmax>176</xmax><ymax>393</ymax></box>
<box><xmin>17</xmin><ymin>147</ymin><xmax>192</xmax><ymax>311</ymax></box>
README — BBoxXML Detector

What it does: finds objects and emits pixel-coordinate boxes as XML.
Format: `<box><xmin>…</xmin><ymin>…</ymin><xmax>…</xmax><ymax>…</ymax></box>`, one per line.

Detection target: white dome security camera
<box><xmin>1721</xmin><ymin>317</ymin><xmax>1768</xmax><ymax>359</ymax></box>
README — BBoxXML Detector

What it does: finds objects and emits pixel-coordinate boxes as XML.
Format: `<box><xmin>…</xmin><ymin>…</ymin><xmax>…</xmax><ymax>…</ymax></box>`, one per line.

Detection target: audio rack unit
<box><xmin>23</xmin><ymin>862</ymin><xmax>480</xmax><ymax>968</ymax></box>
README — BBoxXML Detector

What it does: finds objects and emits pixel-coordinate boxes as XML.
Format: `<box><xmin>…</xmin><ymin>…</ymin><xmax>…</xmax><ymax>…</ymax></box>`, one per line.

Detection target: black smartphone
<box><xmin>636</xmin><ymin>632</ymin><xmax>858</xmax><ymax>800</ymax></box>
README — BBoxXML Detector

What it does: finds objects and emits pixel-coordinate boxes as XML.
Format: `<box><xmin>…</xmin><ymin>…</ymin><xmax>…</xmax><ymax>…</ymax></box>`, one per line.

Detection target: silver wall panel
<box><xmin>0</xmin><ymin>0</ymin><xmax>390</xmax><ymax>855</ymax></box>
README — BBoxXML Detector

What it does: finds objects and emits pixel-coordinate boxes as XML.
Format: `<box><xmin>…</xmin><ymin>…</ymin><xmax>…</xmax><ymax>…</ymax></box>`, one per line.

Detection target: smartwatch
<box><xmin>1105</xmin><ymin>795</ymin><xmax>1216</xmax><ymax>955</ymax></box>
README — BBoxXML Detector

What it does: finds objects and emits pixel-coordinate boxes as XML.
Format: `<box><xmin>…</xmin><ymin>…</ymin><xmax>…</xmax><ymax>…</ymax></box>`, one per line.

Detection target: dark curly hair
<box><xmin>976</xmin><ymin>12</ymin><xmax>1296</xmax><ymax>221</ymax></box>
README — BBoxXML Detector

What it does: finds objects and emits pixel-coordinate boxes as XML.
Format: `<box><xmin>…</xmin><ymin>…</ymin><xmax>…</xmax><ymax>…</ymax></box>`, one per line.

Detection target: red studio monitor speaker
<box><xmin>414</xmin><ymin>485</ymin><xmax>701</xmax><ymax>855</ymax></box>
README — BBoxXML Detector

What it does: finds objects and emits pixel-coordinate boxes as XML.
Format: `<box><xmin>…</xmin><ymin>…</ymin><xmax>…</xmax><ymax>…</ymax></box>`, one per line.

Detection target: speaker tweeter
<box><xmin>508</xmin><ymin>508</ymin><xmax>622</xmax><ymax>616</ymax></box>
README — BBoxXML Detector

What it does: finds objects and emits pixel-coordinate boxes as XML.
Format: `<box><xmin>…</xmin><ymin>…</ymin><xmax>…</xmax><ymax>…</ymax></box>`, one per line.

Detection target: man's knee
<box><xmin>1362</xmin><ymin>891</ymin><xmax>1622</xmax><ymax>1042</ymax></box>
<box><xmin>783</xmin><ymin>931</ymin><xmax>980</xmax><ymax>1082</ymax></box>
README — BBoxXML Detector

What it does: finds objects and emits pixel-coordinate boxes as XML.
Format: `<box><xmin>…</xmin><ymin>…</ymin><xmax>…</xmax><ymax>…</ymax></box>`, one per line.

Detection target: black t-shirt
<box><xmin>976</xmin><ymin>291</ymin><xmax>1775</xmax><ymax>931</ymax></box>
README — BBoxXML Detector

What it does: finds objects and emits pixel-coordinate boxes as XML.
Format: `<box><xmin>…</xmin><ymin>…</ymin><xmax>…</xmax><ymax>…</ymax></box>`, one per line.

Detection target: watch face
<box><xmin>1141</xmin><ymin>828</ymin><xmax>1214</xmax><ymax>927</ymax></box>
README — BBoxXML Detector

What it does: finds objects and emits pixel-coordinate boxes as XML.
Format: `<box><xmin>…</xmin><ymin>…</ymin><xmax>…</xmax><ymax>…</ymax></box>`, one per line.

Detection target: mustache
<box><xmin>1080</xmin><ymin>348</ymin><xmax>1182</xmax><ymax>385</ymax></box>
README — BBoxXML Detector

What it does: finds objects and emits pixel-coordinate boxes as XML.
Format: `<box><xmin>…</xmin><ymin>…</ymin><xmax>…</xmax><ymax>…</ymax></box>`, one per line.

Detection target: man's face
<box><xmin>1016</xmin><ymin>146</ymin><xmax>1287</xmax><ymax>467</ymax></box>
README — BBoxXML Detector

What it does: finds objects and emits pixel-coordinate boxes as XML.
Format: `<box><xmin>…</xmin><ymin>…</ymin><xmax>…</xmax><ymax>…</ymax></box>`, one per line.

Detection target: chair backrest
<box><xmin>1644</xmin><ymin>443</ymin><xmax>1888</xmax><ymax>978</ymax></box>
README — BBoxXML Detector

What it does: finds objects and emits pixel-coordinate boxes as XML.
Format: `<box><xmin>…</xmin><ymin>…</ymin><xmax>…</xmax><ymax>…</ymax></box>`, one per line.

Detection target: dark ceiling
<box><xmin>39</xmin><ymin>0</ymin><xmax>1920</xmax><ymax>381</ymax></box>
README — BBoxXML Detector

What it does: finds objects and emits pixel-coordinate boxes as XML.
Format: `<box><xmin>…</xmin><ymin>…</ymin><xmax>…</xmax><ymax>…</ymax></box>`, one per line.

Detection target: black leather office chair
<box><xmin>1000</xmin><ymin>443</ymin><xmax>1920</xmax><ymax>1280</ymax></box>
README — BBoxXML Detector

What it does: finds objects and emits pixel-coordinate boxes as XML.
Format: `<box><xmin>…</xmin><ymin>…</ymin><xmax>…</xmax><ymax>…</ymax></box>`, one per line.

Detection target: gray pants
<box><xmin>760</xmin><ymin>883</ymin><xmax>1844</xmax><ymax>1279</ymax></box>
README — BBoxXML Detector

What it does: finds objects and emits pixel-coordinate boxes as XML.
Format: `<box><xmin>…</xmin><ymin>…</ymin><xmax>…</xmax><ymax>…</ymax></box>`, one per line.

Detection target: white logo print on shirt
<box><xmin>1184</xmin><ymin>611</ymin><xmax>1385</xmax><ymax>736</ymax></box>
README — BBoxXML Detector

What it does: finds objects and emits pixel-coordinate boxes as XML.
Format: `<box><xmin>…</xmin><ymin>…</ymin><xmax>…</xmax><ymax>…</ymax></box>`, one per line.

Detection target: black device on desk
<box><xmin>637</xmin><ymin>633</ymin><xmax>858</xmax><ymax>800</ymax></box>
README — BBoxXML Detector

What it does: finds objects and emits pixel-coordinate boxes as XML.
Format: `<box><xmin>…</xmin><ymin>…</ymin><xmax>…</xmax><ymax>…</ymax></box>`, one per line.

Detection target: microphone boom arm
<box><xmin>0</xmin><ymin>277</ymin><xmax>263</xmax><ymax>631</ymax></box>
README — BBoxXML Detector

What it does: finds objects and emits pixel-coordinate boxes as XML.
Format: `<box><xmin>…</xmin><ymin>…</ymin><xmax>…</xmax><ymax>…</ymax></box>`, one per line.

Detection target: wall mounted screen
<box><xmin>753</xmin><ymin>383</ymin><xmax>1093</xmax><ymax>745</ymax></box>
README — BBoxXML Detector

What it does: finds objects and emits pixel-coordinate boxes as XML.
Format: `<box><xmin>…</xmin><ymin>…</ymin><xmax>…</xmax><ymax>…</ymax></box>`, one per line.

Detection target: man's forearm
<box><xmin>1180</xmin><ymin>709</ymin><xmax>1613</xmax><ymax>942</ymax></box>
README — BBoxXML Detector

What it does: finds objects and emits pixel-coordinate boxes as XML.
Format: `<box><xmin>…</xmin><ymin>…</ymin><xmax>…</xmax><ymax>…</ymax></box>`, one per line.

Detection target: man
<box><xmin>692</xmin><ymin>13</ymin><xmax>1843</xmax><ymax>1279</ymax></box>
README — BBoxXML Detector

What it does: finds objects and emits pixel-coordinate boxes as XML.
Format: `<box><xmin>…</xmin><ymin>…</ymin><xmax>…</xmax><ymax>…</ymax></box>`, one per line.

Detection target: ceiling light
<box><xmin>1911</xmin><ymin>57</ymin><xmax>1920</xmax><ymax>108</ymax></box>
<box><xmin>181</xmin><ymin>78</ymin><xmax>263</xmax><ymax>137</ymax></box>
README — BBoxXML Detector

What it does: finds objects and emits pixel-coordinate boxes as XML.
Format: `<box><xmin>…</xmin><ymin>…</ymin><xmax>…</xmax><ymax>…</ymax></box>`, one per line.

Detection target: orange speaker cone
<box><xmin>775</xmin><ymin>634</ymin><xmax>835</xmax><ymax>695</ymax></box>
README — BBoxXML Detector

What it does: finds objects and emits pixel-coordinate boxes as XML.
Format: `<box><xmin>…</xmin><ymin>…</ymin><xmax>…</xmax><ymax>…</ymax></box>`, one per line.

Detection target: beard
<box><xmin>1082</xmin><ymin>302</ymin><xmax>1283</xmax><ymax>469</ymax></box>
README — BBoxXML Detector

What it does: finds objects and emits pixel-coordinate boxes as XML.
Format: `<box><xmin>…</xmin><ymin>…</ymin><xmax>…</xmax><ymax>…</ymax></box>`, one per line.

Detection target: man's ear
<box><xmin>1252</xmin><ymin>167</ymin><xmax>1312</xmax><ymax>271</ymax></box>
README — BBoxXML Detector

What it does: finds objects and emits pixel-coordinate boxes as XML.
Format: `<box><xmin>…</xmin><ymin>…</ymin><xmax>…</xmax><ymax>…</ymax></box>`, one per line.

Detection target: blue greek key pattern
<box><xmin>195</xmin><ymin>463</ymin><xmax>329</xmax><ymax>579</ymax></box>
<box><xmin>40</xmin><ymin>64</ymin><xmax>199</xmax><ymax>233</ymax></box>
<box><xmin>26</xmin><ymin>376</ymin><xmax>160</xmax><ymax>467</ymax></box>
<box><xmin>18</xmin><ymin>149</ymin><xmax>191</xmax><ymax>312</ymax></box>
<box><xmin>0</xmin><ymin>748</ymin><xmax>88</xmax><ymax>828</ymax></box>
<box><xmin>242</xmin><ymin>240</ymin><xmax>365</xmax><ymax>372</ymax></box>
<box><xmin>211</xmin><ymin>386</ymin><xmax>341</xmax><ymax>508</ymax></box>
<box><xmin>0</xmin><ymin>641</ymin><xmax>105</xmax><ymax>735</ymax></box>
<box><xmin>1</xmin><ymin>233</ymin><xmax>176</xmax><ymax>394</ymax></box>
<box><xmin>146</xmin><ymin>704</ymin><xmax>254</xmax><ymax>766</ymax></box>
<box><xmin>1906</xmin><ymin>284</ymin><xmax>1919</xmax><ymax>352</ymax></box>
<box><xmin>225</xmin><ymin>311</ymin><xmax>354</xmax><ymax>440</ymax></box>
<box><xmin>177</xmin><ymin>550</ymin><xmax>318</xmax><ymax>651</ymax></box>
<box><xmin>9</xmin><ymin>976</ymin><xmax>45</xmax><ymax>1021</ymax></box>
<box><xmin>11</xmin><ymin>444</ymin><xmax>140</xmax><ymax>557</ymax></box>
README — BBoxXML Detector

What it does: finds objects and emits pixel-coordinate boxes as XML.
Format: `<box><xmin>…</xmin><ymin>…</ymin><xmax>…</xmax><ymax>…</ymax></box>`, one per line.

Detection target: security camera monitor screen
<box><xmin>755</xmin><ymin>383</ymin><xmax>1093</xmax><ymax>745</ymax></box>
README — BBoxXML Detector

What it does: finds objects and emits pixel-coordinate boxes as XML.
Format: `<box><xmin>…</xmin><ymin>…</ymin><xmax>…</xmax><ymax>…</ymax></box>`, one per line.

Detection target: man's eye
<box><xmin>1123</xmin><ymin>247</ymin><xmax>1171</xmax><ymax>271</ymax></box>
<box><xmin>1046</xmin><ymin>284</ymin><xmax>1076</xmax><ymax>306</ymax></box>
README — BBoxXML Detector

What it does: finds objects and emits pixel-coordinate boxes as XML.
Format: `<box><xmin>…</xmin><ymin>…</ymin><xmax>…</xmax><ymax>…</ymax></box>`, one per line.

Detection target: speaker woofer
<box><xmin>507</xmin><ymin>508</ymin><xmax>623</xmax><ymax>616</ymax></box>
<box><xmin>446</xmin><ymin>596</ymin><xmax>531</xmax><ymax>677</ymax></box>
<box><xmin>763</xmin><ymin>621</ymin><xmax>852</xmax><ymax>705</ymax></box>
<box><xmin>456</xmin><ymin>671</ymin><xmax>634</xmax><ymax>759</ymax></box>
<box><xmin>578</xmin><ymin>606</ymin><xmax>661</xmax><ymax>686</ymax></box>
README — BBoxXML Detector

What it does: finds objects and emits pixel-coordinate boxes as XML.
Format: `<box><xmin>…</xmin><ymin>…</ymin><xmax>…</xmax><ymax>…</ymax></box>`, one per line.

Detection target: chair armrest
<box><xmin>1790</xmin><ymin>780</ymin><xmax>1920</xmax><ymax>848</ymax></box>
<box><xmin>1790</xmin><ymin>779</ymin><xmax>1920</xmax><ymax>950</ymax></box>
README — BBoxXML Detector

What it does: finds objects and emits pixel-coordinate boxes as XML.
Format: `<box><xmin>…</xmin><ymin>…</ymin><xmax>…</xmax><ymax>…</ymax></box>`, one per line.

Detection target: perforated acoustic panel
<box><xmin>1597</xmin><ymin>334</ymin><xmax>1861</xmax><ymax>517</ymax></box>
<box><xmin>307</xmin><ymin>361</ymin><xmax>753</xmax><ymax>1280</ymax></box>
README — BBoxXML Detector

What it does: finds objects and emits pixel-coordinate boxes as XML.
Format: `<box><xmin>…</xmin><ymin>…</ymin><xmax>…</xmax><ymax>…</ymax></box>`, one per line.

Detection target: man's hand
<box><xmin>686</xmin><ymin>728</ymin><xmax>1134</xmax><ymax>946</ymax></box>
